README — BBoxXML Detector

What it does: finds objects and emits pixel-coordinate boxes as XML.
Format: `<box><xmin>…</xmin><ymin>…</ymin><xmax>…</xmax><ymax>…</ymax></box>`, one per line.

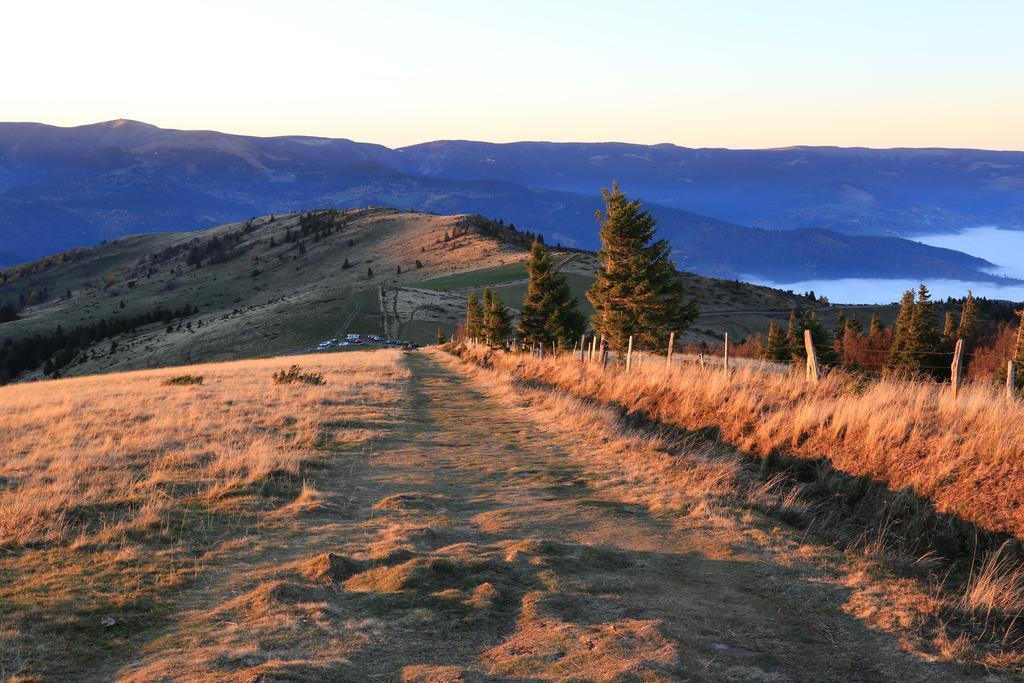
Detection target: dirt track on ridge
<box><xmin>113</xmin><ymin>352</ymin><xmax>968</xmax><ymax>681</ymax></box>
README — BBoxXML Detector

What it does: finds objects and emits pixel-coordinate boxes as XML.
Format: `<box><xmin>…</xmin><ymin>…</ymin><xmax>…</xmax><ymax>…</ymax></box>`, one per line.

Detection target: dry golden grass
<box><xmin>461</xmin><ymin>345</ymin><xmax>1024</xmax><ymax>542</ymax></box>
<box><xmin>0</xmin><ymin>350</ymin><xmax>407</xmax><ymax>679</ymax></box>
<box><xmin>447</xmin><ymin>344</ymin><xmax>1024</xmax><ymax>669</ymax></box>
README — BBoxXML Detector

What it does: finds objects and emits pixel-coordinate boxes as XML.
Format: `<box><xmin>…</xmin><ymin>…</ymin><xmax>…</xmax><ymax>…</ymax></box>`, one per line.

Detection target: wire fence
<box><xmin>466</xmin><ymin>330</ymin><xmax>1022</xmax><ymax>401</ymax></box>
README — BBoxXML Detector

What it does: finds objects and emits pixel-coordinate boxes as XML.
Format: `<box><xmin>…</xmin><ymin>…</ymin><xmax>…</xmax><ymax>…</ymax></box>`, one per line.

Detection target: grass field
<box><xmin>449</xmin><ymin>343</ymin><xmax>1024</xmax><ymax>670</ymax></box>
<box><xmin>5</xmin><ymin>346</ymin><xmax>1023</xmax><ymax>677</ymax></box>
<box><xmin>416</xmin><ymin>261</ymin><xmax>529</xmax><ymax>290</ymax></box>
<box><xmin>0</xmin><ymin>351</ymin><xmax>407</xmax><ymax>679</ymax></box>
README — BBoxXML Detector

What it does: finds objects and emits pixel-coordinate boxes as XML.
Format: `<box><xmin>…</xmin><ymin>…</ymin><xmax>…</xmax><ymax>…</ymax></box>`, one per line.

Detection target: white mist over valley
<box><xmin>749</xmin><ymin>226</ymin><xmax>1024</xmax><ymax>303</ymax></box>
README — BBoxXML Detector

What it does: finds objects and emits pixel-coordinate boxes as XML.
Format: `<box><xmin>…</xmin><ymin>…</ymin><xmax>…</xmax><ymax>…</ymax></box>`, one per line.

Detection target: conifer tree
<box><xmin>943</xmin><ymin>311</ymin><xmax>957</xmax><ymax>342</ymax></box>
<box><xmin>869</xmin><ymin>313</ymin><xmax>884</xmax><ymax>338</ymax></box>
<box><xmin>436</xmin><ymin>328</ymin><xmax>447</xmax><ymax>345</ymax></box>
<box><xmin>834</xmin><ymin>311</ymin><xmax>847</xmax><ymax>347</ymax></box>
<box><xmin>465</xmin><ymin>292</ymin><xmax>484</xmax><ymax>341</ymax></box>
<box><xmin>885</xmin><ymin>286</ymin><xmax>943</xmax><ymax>378</ymax></box>
<box><xmin>885</xmin><ymin>290</ymin><xmax>918</xmax><ymax>376</ymax></box>
<box><xmin>804</xmin><ymin>312</ymin><xmax>839</xmax><ymax>366</ymax></box>
<box><xmin>1007</xmin><ymin>309</ymin><xmax>1024</xmax><ymax>389</ymax></box>
<box><xmin>957</xmin><ymin>290</ymin><xmax>978</xmax><ymax>344</ymax></box>
<box><xmin>482</xmin><ymin>288</ymin><xmax>512</xmax><ymax>347</ymax></box>
<box><xmin>911</xmin><ymin>284</ymin><xmax>944</xmax><ymax>377</ymax></box>
<box><xmin>518</xmin><ymin>241</ymin><xmax>585</xmax><ymax>346</ymax></box>
<box><xmin>846</xmin><ymin>315</ymin><xmax>863</xmax><ymax>335</ymax></box>
<box><xmin>587</xmin><ymin>183</ymin><xmax>697</xmax><ymax>352</ymax></box>
<box><xmin>785</xmin><ymin>309</ymin><xmax>804</xmax><ymax>362</ymax></box>
<box><xmin>761</xmin><ymin>321</ymin><xmax>789</xmax><ymax>362</ymax></box>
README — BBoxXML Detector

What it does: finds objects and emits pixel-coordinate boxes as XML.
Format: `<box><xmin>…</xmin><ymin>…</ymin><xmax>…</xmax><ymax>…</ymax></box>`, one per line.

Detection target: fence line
<box><xmin>466</xmin><ymin>331</ymin><xmax>1020</xmax><ymax>403</ymax></box>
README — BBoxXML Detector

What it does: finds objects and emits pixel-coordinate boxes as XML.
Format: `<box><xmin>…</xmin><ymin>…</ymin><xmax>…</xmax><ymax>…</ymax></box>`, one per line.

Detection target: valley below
<box><xmin>748</xmin><ymin>226</ymin><xmax>1024</xmax><ymax>304</ymax></box>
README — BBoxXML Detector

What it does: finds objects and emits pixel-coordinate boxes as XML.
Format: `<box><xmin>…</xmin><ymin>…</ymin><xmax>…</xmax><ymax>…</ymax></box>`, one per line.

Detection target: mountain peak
<box><xmin>99</xmin><ymin>118</ymin><xmax>157</xmax><ymax>130</ymax></box>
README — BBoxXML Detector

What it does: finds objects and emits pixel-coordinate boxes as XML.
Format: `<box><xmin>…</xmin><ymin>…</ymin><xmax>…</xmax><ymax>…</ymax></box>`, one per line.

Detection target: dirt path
<box><xmin>114</xmin><ymin>352</ymin><xmax>968</xmax><ymax>681</ymax></box>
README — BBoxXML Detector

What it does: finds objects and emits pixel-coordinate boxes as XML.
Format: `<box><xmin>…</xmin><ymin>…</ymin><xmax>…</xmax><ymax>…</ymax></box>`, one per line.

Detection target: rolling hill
<box><xmin>1</xmin><ymin>207</ymin><xmax>863</xmax><ymax>383</ymax></box>
<box><xmin>0</xmin><ymin>120</ymin><xmax>1016</xmax><ymax>283</ymax></box>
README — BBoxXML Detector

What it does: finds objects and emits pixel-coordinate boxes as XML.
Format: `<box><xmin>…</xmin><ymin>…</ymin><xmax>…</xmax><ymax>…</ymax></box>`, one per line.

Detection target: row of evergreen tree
<box><xmin>758</xmin><ymin>286</ymin><xmax>1022</xmax><ymax>381</ymax></box>
<box><xmin>0</xmin><ymin>303</ymin><xmax>197</xmax><ymax>384</ymax></box>
<box><xmin>464</xmin><ymin>183</ymin><xmax>698</xmax><ymax>351</ymax></box>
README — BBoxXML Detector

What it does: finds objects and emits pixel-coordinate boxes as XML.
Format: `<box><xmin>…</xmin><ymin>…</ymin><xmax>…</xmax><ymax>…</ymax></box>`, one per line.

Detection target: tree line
<box><xmin>0</xmin><ymin>303</ymin><xmax>198</xmax><ymax>384</ymax></box>
<box><xmin>758</xmin><ymin>286</ymin><xmax>1024</xmax><ymax>384</ymax></box>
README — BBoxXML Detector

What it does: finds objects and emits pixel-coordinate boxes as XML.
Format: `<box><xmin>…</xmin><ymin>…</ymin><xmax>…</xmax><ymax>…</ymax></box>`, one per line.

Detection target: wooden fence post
<box><xmin>625</xmin><ymin>335</ymin><xmax>634</xmax><ymax>372</ymax></box>
<box><xmin>579</xmin><ymin>335</ymin><xmax>586</xmax><ymax>362</ymax></box>
<box><xmin>951</xmin><ymin>338</ymin><xmax>964</xmax><ymax>400</ymax></box>
<box><xmin>804</xmin><ymin>329</ymin><xmax>820</xmax><ymax>384</ymax></box>
<box><xmin>666</xmin><ymin>331</ymin><xmax>675</xmax><ymax>372</ymax></box>
<box><xmin>723</xmin><ymin>332</ymin><xmax>730</xmax><ymax>374</ymax></box>
<box><xmin>1009</xmin><ymin>360</ymin><xmax>1017</xmax><ymax>401</ymax></box>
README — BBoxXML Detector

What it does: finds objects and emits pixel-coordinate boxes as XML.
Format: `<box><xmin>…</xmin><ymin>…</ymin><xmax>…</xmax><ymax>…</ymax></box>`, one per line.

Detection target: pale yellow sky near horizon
<box><xmin>3</xmin><ymin>0</ymin><xmax>1022</xmax><ymax>150</ymax></box>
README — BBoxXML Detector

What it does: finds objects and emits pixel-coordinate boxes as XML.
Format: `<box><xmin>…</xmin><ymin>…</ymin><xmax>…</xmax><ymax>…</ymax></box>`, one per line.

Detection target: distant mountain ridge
<box><xmin>0</xmin><ymin>119</ymin><xmax>1020</xmax><ymax>282</ymax></box>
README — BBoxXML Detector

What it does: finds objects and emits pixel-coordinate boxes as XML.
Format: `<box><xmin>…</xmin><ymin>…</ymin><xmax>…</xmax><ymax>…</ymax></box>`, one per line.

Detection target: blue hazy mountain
<box><xmin>0</xmin><ymin>119</ymin><xmax>1018</xmax><ymax>282</ymax></box>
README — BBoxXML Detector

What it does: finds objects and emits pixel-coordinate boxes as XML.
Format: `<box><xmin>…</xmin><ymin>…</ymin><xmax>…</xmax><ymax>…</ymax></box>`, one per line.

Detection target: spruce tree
<box><xmin>999</xmin><ymin>306</ymin><xmax>1024</xmax><ymax>390</ymax></box>
<box><xmin>762</xmin><ymin>321</ymin><xmax>789</xmax><ymax>362</ymax></box>
<box><xmin>465</xmin><ymin>292</ymin><xmax>484</xmax><ymax>341</ymax></box>
<box><xmin>587</xmin><ymin>183</ymin><xmax>697</xmax><ymax>352</ymax></box>
<box><xmin>785</xmin><ymin>309</ymin><xmax>804</xmax><ymax>362</ymax></box>
<box><xmin>885</xmin><ymin>290</ymin><xmax>917</xmax><ymax>375</ymax></box>
<box><xmin>957</xmin><ymin>290</ymin><xmax>978</xmax><ymax>344</ymax></box>
<box><xmin>869</xmin><ymin>313</ymin><xmax>884</xmax><ymax>338</ymax></box>
<box><xmin>833</xmin><ymin>311</ymin><xmax>847</xmax><ymax>357</ymax></box>
<box><xmin>834</xmin><ymin>311</ymin><xmax>847</xmax><ymax>347</ymax></box>
<box><xmin>910</xmin><ymin>284</ymin><xmax>944</xmax><ymax>378</ymax></box>
<box><xmin>518</xmin><ymin>241</ymin><xmax>586</xmax><ymax>346</ymax></box>
<box><xmin>482</xmin><ymin>288</ymin><xmax>512</xmax><ymax>347</ymax></box>
<box><xmin>942</xmin><ymin>311</ymin><xmax>957</xmax><ymax>342</ymax></box>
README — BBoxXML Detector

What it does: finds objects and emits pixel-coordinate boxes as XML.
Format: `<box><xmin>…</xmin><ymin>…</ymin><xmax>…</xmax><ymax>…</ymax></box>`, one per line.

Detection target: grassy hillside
<box><xmin>0</xmin><ymin>347</ymin><xmax>998</xmax><ymax>678</ymax></box>
<box><xmin>0</xmin><ymin>207</ymin><xmax>876</xmax><ymax>382</ymax></box>
<box><xmin>450</xmin><ymin>343</ymin><xmax>1024</xmax><ymax>669</ymax></box>
<box><xmin>0</xmin><ymin>209</ymin><xmax>528</xmax><ymax>379</ymax></box>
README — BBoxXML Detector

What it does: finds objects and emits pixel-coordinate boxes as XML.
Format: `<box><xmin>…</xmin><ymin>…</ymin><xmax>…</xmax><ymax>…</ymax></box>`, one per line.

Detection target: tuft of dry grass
<box><xmin>0</xmin><ymin>350</ymin><xmax>406</xmax><ymax>679</ymax></box>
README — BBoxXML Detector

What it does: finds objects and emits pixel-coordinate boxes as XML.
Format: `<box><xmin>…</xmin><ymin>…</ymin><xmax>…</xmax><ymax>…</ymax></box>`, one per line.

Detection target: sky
<box><xmin>3</xmin><ymin>0</ymin><xmax>1022</xmax><ymax>149</ymax></box>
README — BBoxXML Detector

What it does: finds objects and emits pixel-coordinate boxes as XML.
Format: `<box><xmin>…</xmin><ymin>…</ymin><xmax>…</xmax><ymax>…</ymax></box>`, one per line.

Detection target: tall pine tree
<box><xmin>587</xmin><ymin>183</ymin><xmax>697</xmax><ymax>352</ymax></box>
<box><xmin>942</xmin><ymin>311</ymin><xmax>957</xmax><ymax>342</ymax></box>
<box><xmin>869</xmin><ymin>313</ymin><xmax>884</xmax><ymax>338</ymax></box>
<box><xmin>957</xmin><ymin>290</ymin><xmax>978</xmax><ymax>344</ymax></box>
<box><xmin>910</xmin><ymin>284</ymin><xmax>944</xmax><ymax>378</ymax></box>
<box><xmin>785</xmin><ymin>309</ymin><xmax>804</xmax><ymax>362</ymax></box>
<box><xmin>482</xmin><ymin>288</ymin><xmax>512</xmax><ymax>347</ymax></box>
<box><xmin>518</xmin><ymin>241</ymin><xmax>585</xmax><ymax>346</ymax></box>
<box><xmin>761</xmin><ymin>321</ymin><xmax>789</xmax><ymax>362</ymax></box>
<box><xmin>885</xmin><ymin>285</ymin><xmax>944</xmax><ymax>379</ymax></box>
<box><xmin>465</xmin><ymin>292</ymin><xmax>484</xmax><ymax>341</ymax></box>
<box><xmin>885</xmin><ymin>290</ymin><xmax>919</xmax><ymax>376</ymax></box>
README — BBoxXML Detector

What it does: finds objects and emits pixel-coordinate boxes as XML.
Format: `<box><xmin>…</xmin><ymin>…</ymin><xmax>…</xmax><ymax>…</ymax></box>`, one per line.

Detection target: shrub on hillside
<box><xmin>162</xmin><ymin>374</ymin><xmax>204</xmax><ymax>386</ymax></box>
<box><xmin>272</xmin><ymin>365</ymin><xmax>326</xmax><ymax>386</ymax></box>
